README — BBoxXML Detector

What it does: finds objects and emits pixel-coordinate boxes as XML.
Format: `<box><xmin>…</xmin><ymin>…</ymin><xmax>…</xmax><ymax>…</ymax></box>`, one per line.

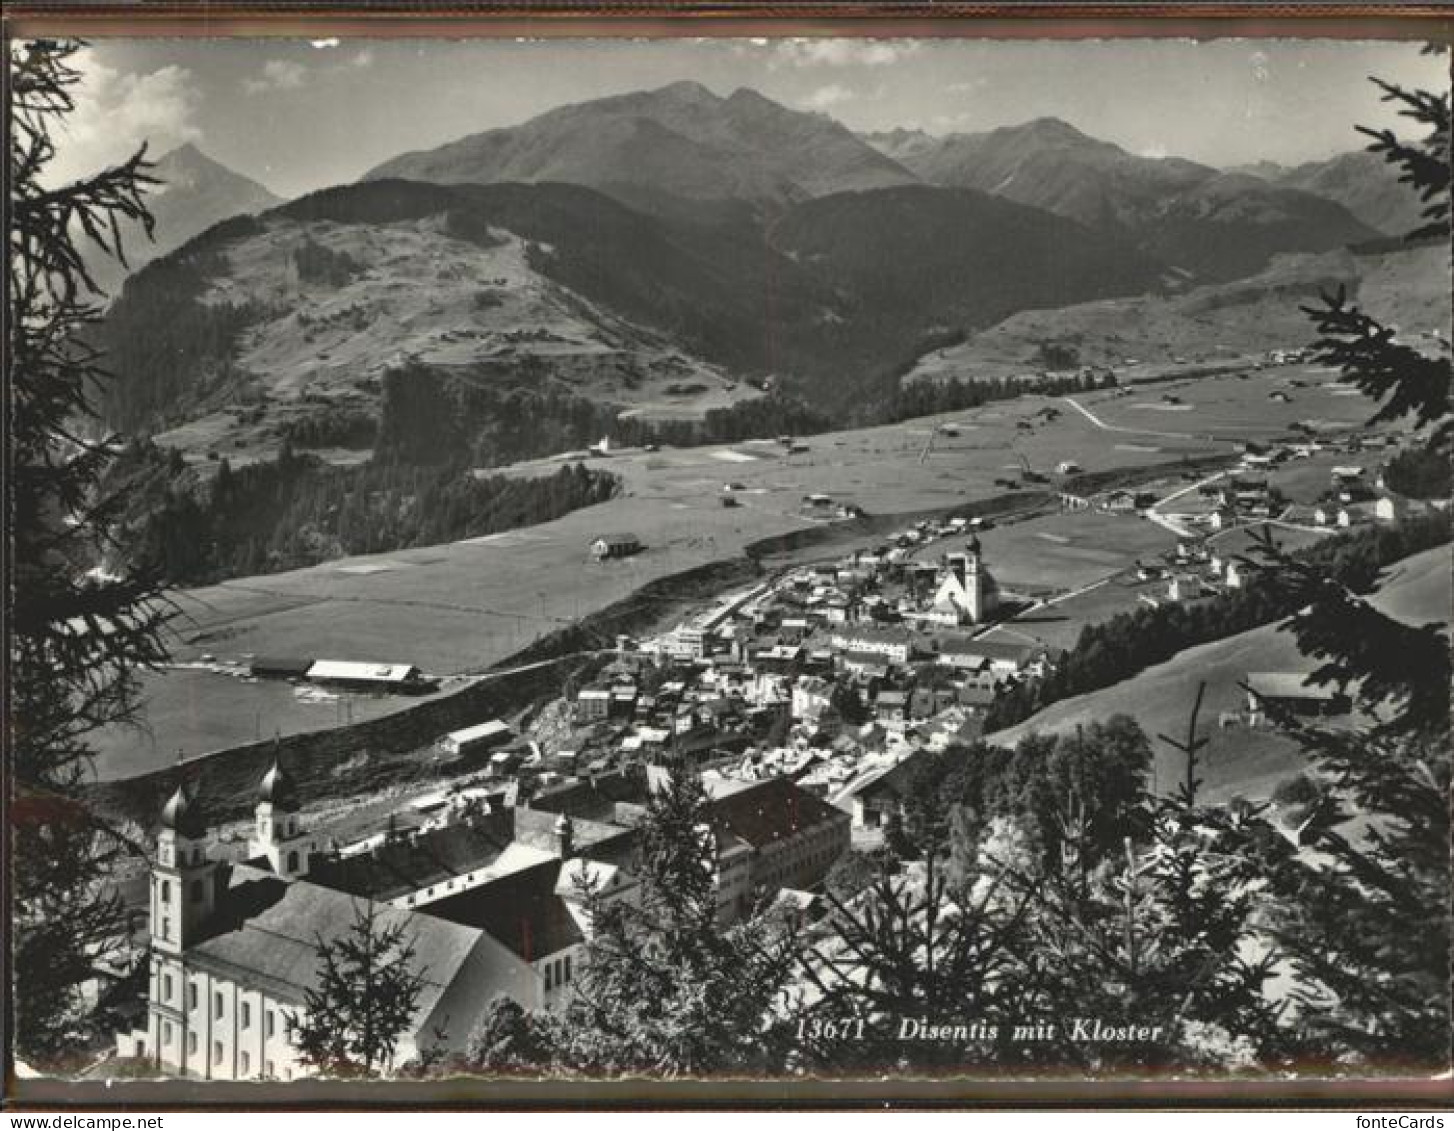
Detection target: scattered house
<box><xmin>1167</xmin><ymin>574</ymin><xmax>1203</xmax><ymax>602</ymax></box>
<box><xmin>830</xmin><ymin>750</ymin><xmax>929</xmax><ymax>830</ymax></box>
<box><xmin>1101</xmin><ymin>489</ymin><xmax>1138</xmax><ymax>513</ymax></box>
<box><xmin>1245</xmin><ymin>672</ymin><xmax>1351</xmax><ymax>724</ymax></box>
<box><xmin>574</xmin><ymin>687</ymin><xmax>611</xmax><ymax>723</ymax></box>
<box><xmin>874</xmin><ymin>688</ymin><xmax>909</xmax><ymax>730</ymax></box>
<box><xmin>438</xmin><ymin>719</ymin><xmax>513</xmax><ymax>758</ymax></box>
<box><xmin>791</xmin><ymin>676</ymin><xmax>835</xmax><ymax>724</ymax></box>
<box><xmin>591</xmin><ymin>533</ymin><xmax>643</xmax><ymax>561</ymax></box>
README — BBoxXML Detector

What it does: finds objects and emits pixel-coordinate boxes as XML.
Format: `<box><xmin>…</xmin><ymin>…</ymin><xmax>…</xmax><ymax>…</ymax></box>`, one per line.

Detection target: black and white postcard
<box><xmin>7</xmin><ymin>23</ymin><xmax>1451</xmax><ymax>1100</ymax></box>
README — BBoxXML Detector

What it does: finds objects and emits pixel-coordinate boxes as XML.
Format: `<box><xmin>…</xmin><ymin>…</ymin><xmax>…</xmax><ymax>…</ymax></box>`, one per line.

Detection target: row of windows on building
<box><xmin>401</xmin><ymin>867</ymin><xmax>497</xmax><ymax>909</ymax></box>
<box><xmin>157</xmin><ymin>1022</ymin><xmax>290</xmax><ymax>1079</ymax></box>
<box><xmin>158</xmin><ymin>878</ymin><xmax>207</xmax><ymax>904</ymax></box>
<box><xmin>756</xmin><ymin>833</ymin><xmax>840</xmax><ymax>887</ymax></box>
<box><xmin>159</xmin><ymin>973</ymin><xmax>283</xmax><ymax>1037</ymax></box>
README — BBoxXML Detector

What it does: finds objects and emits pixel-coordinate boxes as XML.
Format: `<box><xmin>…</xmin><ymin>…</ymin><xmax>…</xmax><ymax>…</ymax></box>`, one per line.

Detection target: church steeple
<box><xmin>151</xmin><ymin>782</ymin><xmax>219</xmax><ymax>955</ymax></box>
<box><xmin>249</xmin><ymin>755</ymin><xmax>313</xmax><ymax>880</ymax></box>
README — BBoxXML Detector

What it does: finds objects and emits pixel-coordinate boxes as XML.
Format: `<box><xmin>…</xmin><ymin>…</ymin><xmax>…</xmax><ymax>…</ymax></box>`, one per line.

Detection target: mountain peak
<box><xmin>652</xmin><ymin>80</ymin><xmax>721</xmax><ymax>104</ymax></box>
<box><xmin>1015</xmin><ymin>117</ymin><xmax>1094</xmax><ymax>143</ymax></box>
<box><xmin>158</xmin><ymin>141</ymin><xmax>208</xmax><ymax>165</ymax></box>
<box><xmin>726</xmin><ymin>85</ymin><xmax>775</xmax><ymax>105</ymax></box>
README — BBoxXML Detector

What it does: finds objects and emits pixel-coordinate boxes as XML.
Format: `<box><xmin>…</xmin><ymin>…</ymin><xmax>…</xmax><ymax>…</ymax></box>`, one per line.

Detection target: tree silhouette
<box><xmin>1243</xmin><ymin>55</ymin><xmax>1451</xmax><ymax>1067</ymax></box>
<box><xmin>9</xmin><ymin>39</ymin><xmax>173</xmax><ymax>1067</ymax></box>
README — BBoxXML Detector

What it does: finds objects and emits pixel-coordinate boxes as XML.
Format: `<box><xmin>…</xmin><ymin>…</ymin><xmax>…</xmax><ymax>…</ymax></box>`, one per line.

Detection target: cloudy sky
<box><xmin>47</xmin><ymin>37</ymin><xmax>1449</xmax><ymax>198</ymax></box>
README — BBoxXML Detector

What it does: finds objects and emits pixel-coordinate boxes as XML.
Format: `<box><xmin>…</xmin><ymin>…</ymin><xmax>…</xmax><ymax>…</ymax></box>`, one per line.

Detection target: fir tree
<box><xmin>549</xmin><ymin>768</ymin><xmax>801</xmax><ymax>1076</ymax></box>
<box><xmin>288</xmin><ymin>899</ymin><xmax>428</xmax><ymax>1078</ymax></box>
<box><xmin>1242</xmin><ymin>55</ymin><xmax>1452</xmax><ymax>1068</ymax></box>
<box><xmin>9</xmin><ymin>39</ymin><xmax>172</xmax><ymax>1068</ymax></box>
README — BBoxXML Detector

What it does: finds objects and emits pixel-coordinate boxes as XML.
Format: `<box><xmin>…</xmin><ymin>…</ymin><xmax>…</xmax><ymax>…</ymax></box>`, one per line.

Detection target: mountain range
<box><xmin>365</xmin><ymin>81</ymin><xmax>917</xmax><ymax>213</ymax></box>
<box><xmin>860</xmin><ymin>117</ymin><xmax>1380</xmax><ymax>279</ymax></box>
<box><xmin>1245</xmin><ymin>149</ymin><xmax>1431</xmax><ymax>237</ymax></box>
<box><xmin>95</xmin><ymin>81</ymin><xmax>1427</xmax><ymax>465</ymax></box>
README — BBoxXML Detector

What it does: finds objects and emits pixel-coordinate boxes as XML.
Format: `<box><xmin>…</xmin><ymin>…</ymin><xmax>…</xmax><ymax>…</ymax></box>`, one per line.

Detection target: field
<box><xmin>915</xmin><ymin>510</ymin><xmax>1178</xmax><ymax>594</ymax></box>
<box><xmin>993</xmin><ymin>544</ymin><xmax>1451</xmax><ymax>803</ymax></box>
<box><xmin>987</xmin><ymin>576</ymin><xmax>1167</xmax><ymax>652</ymax></box>
<box><xmin>1072</xmin><ymin>365</ymin><xmax>1380</xmax><ymax>440</ymax></box>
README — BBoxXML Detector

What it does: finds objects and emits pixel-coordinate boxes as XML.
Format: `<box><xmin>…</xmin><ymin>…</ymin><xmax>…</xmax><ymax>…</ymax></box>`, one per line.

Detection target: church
<box><xmin>115</xmin><ymin>758</ymin><xmax>847</xmax><ymax>1079</ymax></box>
<box><xmin>923</xmin><ymin>535</ymin><xmax>1001</xmax><ymax>627</ymax></box>
<box><xmin>114</xmin><ymin>762</ymin><xmax>635</xmax><ymax>1079</ymax></box>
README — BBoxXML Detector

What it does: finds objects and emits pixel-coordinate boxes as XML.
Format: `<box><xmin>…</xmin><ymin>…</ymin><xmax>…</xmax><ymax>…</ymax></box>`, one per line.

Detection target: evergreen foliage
<box><xmin>288</xmin><ymin>900</ymin><xmax>428</xmax><ymax>1078</ymax></box>
<box><xmin>105</xmin><ymin>444</ymin><xmax>618</xmax><ymax>584</ymax></box>
<box><xmin>9</xmin><ymin>39</ymin><xmax>174</xmax><ymax>1068</ymax></box>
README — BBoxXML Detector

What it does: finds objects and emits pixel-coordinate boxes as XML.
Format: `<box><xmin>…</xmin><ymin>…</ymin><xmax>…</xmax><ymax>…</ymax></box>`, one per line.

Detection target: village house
<box><xmin>1245</xmin><ymin>672</ymin><xmax>1352</xmax><ymax>724</ymax></box>
<box><xmin>590</xmin><ymin>533</ymin><xmax>644</xmax><ymax>561</ymax></box>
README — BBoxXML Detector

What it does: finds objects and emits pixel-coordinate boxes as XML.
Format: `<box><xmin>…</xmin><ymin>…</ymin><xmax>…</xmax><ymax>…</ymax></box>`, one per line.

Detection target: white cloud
<box><xmin>1138</xmin><ymin>143</ymin><xmax>1171</xmax><ymax>159</ymax></box>
<box><xmin>243</xmin><ymin>59</ymin><xmax>308</xmax><ymax>94</ymax></box>
<box><xmin>803</xmin><ymin>83</ymin><xmax>855</xmax><ymax>111</ymax></box>
<box><xmin>947</xmin><ymin>77</ymin><xmax>989</xmax><ymax>95</ymax></box>
<box><xmin>773</xmin><ymin>39</ymin><xmax>921</xmax><ymax>69</ymax></box>
<box><xmin>48</xmin><ymin>52</ymin><xmax>202</xmax><ymax>186</ymax></box>
<box><xmin>310</xmin><ymin>37</ymin><xmax>340</xmax><ymax>49</ymax></box>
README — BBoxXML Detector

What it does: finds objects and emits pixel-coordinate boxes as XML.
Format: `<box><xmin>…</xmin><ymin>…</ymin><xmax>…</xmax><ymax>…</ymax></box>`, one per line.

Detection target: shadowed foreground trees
<box><xmin>10</xmin><ymin>39</ymin><xmax>173</xmax><ymax>1068</ymax></box>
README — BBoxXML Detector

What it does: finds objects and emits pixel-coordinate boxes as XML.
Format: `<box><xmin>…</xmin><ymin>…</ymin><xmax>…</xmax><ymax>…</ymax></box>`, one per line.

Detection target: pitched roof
<box><xmin>188</xmin><ymin>865</ymin><xmax>487</xmax><ymax>1020</ymax></box>
<box><xmin>306</xmin><ymin>813</ymin><xmax>520</xmax><ymax>902</ymax></box>
<box><xmin>708</xmin><ymin>776</ymin><xmax>847</xmax><ymax>850</ymax></box>
<box><xmin>420</xmin><ymin>860</ymin><xmax>584</xmax><ymax>962</ymax></box>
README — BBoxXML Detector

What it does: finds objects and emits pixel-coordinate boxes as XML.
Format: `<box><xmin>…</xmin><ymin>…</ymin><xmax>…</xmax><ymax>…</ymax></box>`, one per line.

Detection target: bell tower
<box><xmin>151</xmin><ymin>783</ymin><xmax>219</xmax><ymax>956</ymax></box>
<box><xmin>964</xmin><ymin>535</ymin><xmax>985</xmax><ymax>623</ymax></box>
<box><xmin>249</xmin><ymin>758</ymin><xmax>313</xmax><ymax>880</ymax></box>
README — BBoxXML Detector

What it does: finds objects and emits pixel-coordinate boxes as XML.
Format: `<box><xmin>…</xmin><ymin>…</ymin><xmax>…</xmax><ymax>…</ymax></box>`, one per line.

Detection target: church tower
<box><xmin>151</xmin><ymin>783</ymin><xmax>219</xmax><ymax>956</ymax></box>
<box><xmin>963</xmin><ymin>534</ymin><xmax>985</xmax><ymax>623</ymax></box>
<box><xmin>249</xmin><ymin>759</ymin><xmax>314</xmax><ymax>881</ymax></box>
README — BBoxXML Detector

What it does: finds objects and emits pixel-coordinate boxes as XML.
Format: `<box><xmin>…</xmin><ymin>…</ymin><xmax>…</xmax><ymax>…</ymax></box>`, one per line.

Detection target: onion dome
<box><xmin>160</xmin><ymin>784</ymin><xmax>207</xmax><ymax>839</ymax></box>
<box><xmin>258</xmin><ymin>760</ymin><xmax>299</xmax><ymax>812</ymax></box>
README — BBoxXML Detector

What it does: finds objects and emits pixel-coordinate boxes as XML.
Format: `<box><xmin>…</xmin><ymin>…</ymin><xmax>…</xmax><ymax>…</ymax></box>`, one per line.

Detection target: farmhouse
<box><xmin>1245</xmin><ymin>672</ymin><xmax>1351</xmax><ymax>723</ymax></box>
<box><xmin>590</xmin><ymin>533</ymin><xmax>643</xmax><ymax>561</ymax></box>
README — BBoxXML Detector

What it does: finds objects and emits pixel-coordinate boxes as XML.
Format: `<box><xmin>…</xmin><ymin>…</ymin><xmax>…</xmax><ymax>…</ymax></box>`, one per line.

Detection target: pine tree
<box><xmin>548</xmin><ymin>768</ymin><xmax>802</xmax><ymax>1076</ymax></box>
<box><xmin>1243</xmin><ymin>54</ymin><xmax>1452</xmax><ymax>1067</ymax></box>
<box><xmin>9</xmin><ymin>39</ymin><xmax>172</xmax><ymax>1068</ymax></box>
<box><xmin>288</xmin><ymin>899</ymin><xmax>428</xmax><ymax>1078</ymax></box>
